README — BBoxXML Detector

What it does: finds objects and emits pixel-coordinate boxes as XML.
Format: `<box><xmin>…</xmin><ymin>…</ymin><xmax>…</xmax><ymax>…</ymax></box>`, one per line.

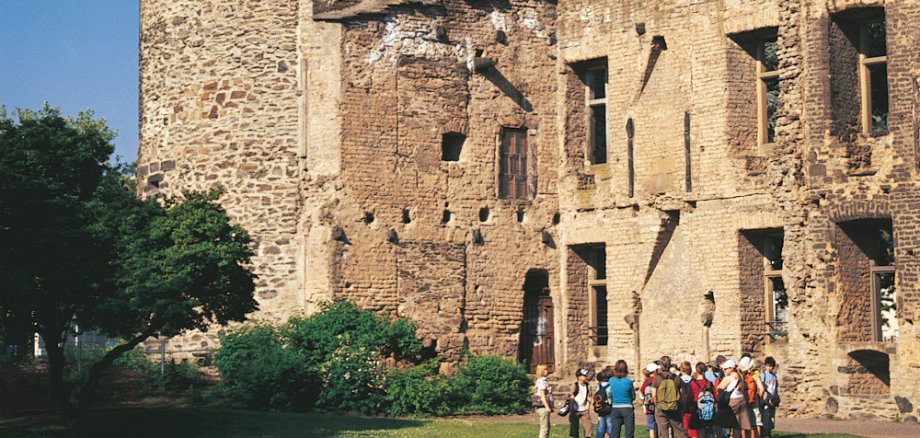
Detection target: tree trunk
<box><xmin>69</xmin><ymin>330</ymin><xmax>155</xmax><ymax>429</ymax></box>
<box><xmin>41</xmin><ymin>329</ymin><xmax>70</xmax><ymax>415</ymax></box>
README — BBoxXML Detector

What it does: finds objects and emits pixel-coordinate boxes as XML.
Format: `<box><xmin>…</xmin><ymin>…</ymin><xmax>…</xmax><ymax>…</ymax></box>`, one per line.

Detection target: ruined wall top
<box><xmin>313</xmin><ymin>0</ymin><xmax>439</xmax><ymax>20</ymax></box>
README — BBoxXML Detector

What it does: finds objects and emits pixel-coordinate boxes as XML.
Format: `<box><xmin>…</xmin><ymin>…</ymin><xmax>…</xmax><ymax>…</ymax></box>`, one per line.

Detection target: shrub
<box><xmin>213</xmin><ymin>324</ymin><xmax>314</xmax><ymax>410</ymax></box>
<box><xmin>285</xmin><ymin>301</ymin><xmax>421</xmax><ymax>365</ymax></box>
<box><xmin>316</xmin><ymin>342</ymin><xmax>386</xmax><ymax>414</ymax></box>
<box><xmin>385</xmin><ymin>360</ymin><xmax>453</xmax><ymax>417</ymax></box>
<box><xmin>450</xmin><ymin>355</ymin><xmax>532</xmax><ymax>415</ymax></box>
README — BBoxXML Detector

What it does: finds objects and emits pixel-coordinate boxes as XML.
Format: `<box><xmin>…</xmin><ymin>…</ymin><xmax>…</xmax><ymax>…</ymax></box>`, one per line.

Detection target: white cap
<box><xmin>722</xmin><ymin>359</ymin><xmax>737</xmax><ymax>370</ymax></box>
<box><xmin>738</xmin><ymin>357</ymin><xmax>753</xmax><ymax>371</ymax></box>
<box><xmin>646</xmin><ymin>363</ymin><xmax>659</xmax><ymax>373</ymax></box>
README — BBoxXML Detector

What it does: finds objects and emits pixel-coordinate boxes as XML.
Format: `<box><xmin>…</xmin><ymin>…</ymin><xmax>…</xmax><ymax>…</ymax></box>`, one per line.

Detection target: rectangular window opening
<box><xmin>577</xmin><ymin>60</ymin><xmax>608</xmax><ymax>165</ymax></box>
<box><xmin>837</xmin><ymin>218</ymin><xmax>897</xmax><ymax>343</ymax></box>
<box><xmin>586</xmin><ymin>245</ymin><xmax>607</xmax><ymax>346</ymax></box>
<box><xmin>756</xmin><ymin>36</ymin><xmax>780</xmax><ymax>146</ymax></box>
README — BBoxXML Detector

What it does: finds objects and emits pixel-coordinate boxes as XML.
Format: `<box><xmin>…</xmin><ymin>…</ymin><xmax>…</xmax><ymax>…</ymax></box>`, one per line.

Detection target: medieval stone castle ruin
<box><xmin>138</xmin><ymin>0</ymin><xmax>920</xmax><ymax>421</ymax></box>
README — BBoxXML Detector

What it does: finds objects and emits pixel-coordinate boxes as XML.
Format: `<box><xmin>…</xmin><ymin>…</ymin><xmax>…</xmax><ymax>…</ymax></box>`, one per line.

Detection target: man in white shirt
<box><xmin>570</xmin><ymin>368</ymin><xmax>594</xmax><ymax>438</ymax></box>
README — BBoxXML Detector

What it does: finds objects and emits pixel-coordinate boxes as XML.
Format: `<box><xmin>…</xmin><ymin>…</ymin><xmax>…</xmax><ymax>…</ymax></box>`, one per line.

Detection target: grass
<box><xmin>1</xmin><ymin>407</ymin><xmax>864</xmax><ymax>438</ymax></box>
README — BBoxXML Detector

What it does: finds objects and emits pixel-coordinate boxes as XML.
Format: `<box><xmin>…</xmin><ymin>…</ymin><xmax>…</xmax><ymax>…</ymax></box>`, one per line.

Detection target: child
<box><xmin>760</xmin><ymin>357</ymin><xmax>779</xmax><ymax>438</ymax></box>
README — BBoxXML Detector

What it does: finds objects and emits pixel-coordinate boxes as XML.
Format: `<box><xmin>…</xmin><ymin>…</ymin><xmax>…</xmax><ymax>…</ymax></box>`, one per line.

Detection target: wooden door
<box><xmin>520</xmin><ymin>287</ymin><xmax>555</xmax><ymax>373</ymax></box>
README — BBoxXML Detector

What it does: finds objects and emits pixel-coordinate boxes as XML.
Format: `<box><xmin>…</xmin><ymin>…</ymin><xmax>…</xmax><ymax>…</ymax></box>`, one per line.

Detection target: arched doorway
<box><xmin>518</xmin><ymin>269</ymin><xmax>555</xmax><ymax>373</ymax></box>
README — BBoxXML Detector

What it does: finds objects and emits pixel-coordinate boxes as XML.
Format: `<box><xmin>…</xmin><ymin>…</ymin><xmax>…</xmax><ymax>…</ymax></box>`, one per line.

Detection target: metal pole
<box><xmin>160</xmin><ymin>337</ymin><xmax>166</xmax><ymax>377</ymax></box>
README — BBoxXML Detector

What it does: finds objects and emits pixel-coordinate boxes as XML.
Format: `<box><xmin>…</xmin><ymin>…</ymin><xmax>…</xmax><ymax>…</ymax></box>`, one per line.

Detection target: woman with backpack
<box><xmin>717</xmin><ymin>359</ymin><xmax>754</xmax><ymax>438</ymax></box>
<box><xmin>594</xmin><ymin>367</ymin><xmax>614</xmax><ymax>438</ymax></box>
<box><xmin>688</xmin><ymin>362</ymin><xmax>716</xmax><ymax>438</ymax></box>
<box><xmin>605</xmin><ymin>360</ymin><xmax>636</xmax><ymax>438</ymax></box>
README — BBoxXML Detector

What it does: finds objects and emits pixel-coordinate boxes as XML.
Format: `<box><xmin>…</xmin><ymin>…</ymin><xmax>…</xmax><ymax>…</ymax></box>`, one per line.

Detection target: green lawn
<box><xmin>3</xmin><ymin>407</ymin><xmax>863</xmax><ymax>438</ymax></box>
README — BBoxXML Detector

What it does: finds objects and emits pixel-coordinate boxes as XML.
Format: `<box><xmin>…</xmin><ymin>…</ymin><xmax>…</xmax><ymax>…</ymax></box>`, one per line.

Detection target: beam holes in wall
<box><xmin>552</xmin><ymin>212</ymin><xmax>561</xmax><ymax>225</ymax></box>
<box><xmin>441</xmin><ymin>133</ymin><xmax>466</xmax><ymax>161</ymax></box>
<box><xmin>363</xmin><ymin>212</ymin><xmax>375</xmax><ymax>225</ymax></box>
<box><xmin>516</xmin><ymin>209</ymin><xmax>525</xmax><ymax>223</ymax></box>
<box><xmin>479</xmin><ymin>207</ymin><xmax>490</xmax><ymax>223</ymax></box>
<box><xmin>442</xmin><ymin>209</ymin><xmax>452</xmax><ymax>224</ymax></box>
<box><xmin>402</xmin><ymin>209</ymin><xmax>412</xmax><ymax>224</ymax></box>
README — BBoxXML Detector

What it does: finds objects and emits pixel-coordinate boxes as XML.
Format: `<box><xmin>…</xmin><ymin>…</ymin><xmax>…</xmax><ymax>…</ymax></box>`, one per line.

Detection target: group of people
<box><xmin>532</xmin><ymin>354</ymin><xmax>780</xmax><ymax>438</ymax></box>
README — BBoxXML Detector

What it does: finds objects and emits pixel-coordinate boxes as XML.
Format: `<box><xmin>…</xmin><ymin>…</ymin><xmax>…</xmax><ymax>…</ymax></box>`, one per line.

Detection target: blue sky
<box><xmin>0</xmin><ymin>1</ymin><xmax>139</xmax><ymax>162</ymax></box>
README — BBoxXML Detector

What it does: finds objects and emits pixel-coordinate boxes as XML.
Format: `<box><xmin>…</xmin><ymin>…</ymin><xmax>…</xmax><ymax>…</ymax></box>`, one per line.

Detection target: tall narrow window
<box><xmin>756</xmin><ymin>37</ymin><xmax>780</xmax><ymax>146</ymax></box>
<box><xmin>859</xmin><ymin>19</ymin><xmax>888</xmax><ymax>136</ymax></box>
<box><xmin>499</xmin><ymin>127</ymin><xmax>529</xmax><ymax>199</ymax></box>
<box><xmin>836</xmin><ymin>219</ymin><xmax>897</xmax><ymax>343</ymax></box>
<box><xmin>582</xmin><ymin>61</ymin><xmax>608</xmax><ymax>164</ymax></box>
<box><xmin>587</xmin><ymin>246</ymin><xmax>607</xmax><ymax>346</ymax></box>
<box><xmin>871</xmin><ymin>226</ymin><xmax>896</xmax><ymax>341</ymax></box>
<box><xmin>762</xmin><ymin>232</ymin><xmax>787</xmax><ymax>334</ymax></box>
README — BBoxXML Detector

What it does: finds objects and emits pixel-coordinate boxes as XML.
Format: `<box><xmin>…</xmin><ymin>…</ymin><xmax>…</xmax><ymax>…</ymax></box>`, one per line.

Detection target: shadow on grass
<box><xmin>2</xmin><ymin>407</ymin><xmax>427</xmax><ymax>438</ymax></box>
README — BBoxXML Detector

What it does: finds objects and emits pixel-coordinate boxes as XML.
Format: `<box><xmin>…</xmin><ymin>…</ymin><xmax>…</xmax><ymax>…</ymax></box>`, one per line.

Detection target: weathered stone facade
<box><xmin>139</xmin><ymin>0</ymin><xmax>920</xmax><ymax>422</ymax></box>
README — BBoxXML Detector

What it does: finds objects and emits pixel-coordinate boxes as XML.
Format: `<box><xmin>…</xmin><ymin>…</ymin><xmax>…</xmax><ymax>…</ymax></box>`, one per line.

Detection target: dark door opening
<box><xmin>519</xmin><ymin>270</ymin><xmax>555</xmax><ymax>373</ymax></box>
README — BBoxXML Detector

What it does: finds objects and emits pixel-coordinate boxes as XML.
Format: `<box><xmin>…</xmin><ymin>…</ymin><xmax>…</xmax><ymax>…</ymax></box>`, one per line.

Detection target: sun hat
<box><xmin>738</xmin><ymin>356</ymin><xmax>753</xmax><ymax>372</ymax></box>
<box><xmin>646</xmin><ymin>363</ymin><xmax>659</xmax><ymax>373</ymax></box>
<box><xmin>722</xmin><ymin>359</ymin><xmax>736</xmax><ymax>370</ymax></box>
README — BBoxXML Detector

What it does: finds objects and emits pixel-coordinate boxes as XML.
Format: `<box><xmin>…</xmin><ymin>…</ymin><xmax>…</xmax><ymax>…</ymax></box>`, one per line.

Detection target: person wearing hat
<box><xmin>640</xmin><ymin>363</ymin><xmax>659</xmax><ymax>438</ymax></box>
<box><xmin>717</xmin><ymin>359</ymin><xmax>754</xmax><ymax>437</ymax></box>
<box><xmin>705</xmin><ymin>355</ymin><xmax>726</xmax><ymax>385</ymax></box>
<box><xmin>569</xmin><ymin>368</ymin><xmax>595</xmax><ymax>438</ymax></box>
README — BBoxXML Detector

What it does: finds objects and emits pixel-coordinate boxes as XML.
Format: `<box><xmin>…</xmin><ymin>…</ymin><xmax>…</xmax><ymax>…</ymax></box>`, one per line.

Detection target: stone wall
<box><xmin>138</xmin><ymin>0</ymin><xmax>920</xmax><ymax>423</ymax></box>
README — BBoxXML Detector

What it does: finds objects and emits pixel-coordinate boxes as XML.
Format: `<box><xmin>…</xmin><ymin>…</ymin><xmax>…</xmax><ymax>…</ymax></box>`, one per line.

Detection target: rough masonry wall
<box><xmin>325</xmin><ymin>0</ymin><xmax>561</xmax><ymax>361</ymax></box>
<box><xmin>138</xmin><ymin>0</ymin><xmax>306</xmax><ymax>357</ymax></box>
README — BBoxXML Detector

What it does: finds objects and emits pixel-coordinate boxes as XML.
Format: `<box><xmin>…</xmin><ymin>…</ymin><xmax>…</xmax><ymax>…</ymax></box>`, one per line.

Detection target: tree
<box><xmin>0</xmin><ymin>106</ymin><xmax>257</xmax><ymax>423</ymax></box>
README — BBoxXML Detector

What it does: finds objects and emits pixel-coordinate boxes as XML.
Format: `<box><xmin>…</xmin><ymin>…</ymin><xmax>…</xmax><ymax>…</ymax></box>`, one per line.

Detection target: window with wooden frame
<box><xmin>499</xmin><ymin>127</ymin><xmax>529</xmax><ymax>199</ymax></box>
<box><xmin>762</xmin><ymin>232</ymin><xmax>787</xmax><ymax>339</ymax></box>
<box><xmin>755</xmin><ymin>37</ymin><xmax>780</xmax><ymax>146</ymax></box>
<box><xmin>836</xmin><ymin>219</ymin><xmax>897</xmax><ymax>343</ymax></box>
<box><xmin>859</xmin><ymin>19</ymin><xmax>888</xmax><ymax>136</ymax></box>
<box><xmin>870</xmin><ymin>225</ymin><xmax>897</xmax><ymax>342</ymax></box>
<box><xmin>578</xmin><ymin>60</ymin><xmax>608</xmax><ymax>165</ymax></box>
<box><xmin>586</xmin><ymin>246</ymin><xmax>607</xmax><ymax>346</ymax></box>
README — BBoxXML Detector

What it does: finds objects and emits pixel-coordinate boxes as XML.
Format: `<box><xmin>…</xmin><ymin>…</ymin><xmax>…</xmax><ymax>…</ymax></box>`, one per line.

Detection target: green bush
<box><xmin>385</xmin><ymin>360</ymin><xmax>453</xmax><ymax>417</ymax></box>
<box><xmin>285</xmin><ymin>301</ymin><xmax>421</xmax><ymax>364</ymax></box>
<box><xmin>316</xmin><ymin>342</ymin><xmax>386</xmax><ymax>414</ymax></box>
<box><xmin>213</xmin><ymin>324</ymin><xmax>314</xmax><ymax>410</ymax></box>
<box><xmin>450</xmin><ymin>355</ymin><xmax>532</xmax><ymax>415</ymax></box>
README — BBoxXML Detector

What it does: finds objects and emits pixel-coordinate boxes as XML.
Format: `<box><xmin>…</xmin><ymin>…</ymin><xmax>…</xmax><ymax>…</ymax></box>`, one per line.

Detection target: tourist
<box><xmin>533</xmin><ymin>364</ymin><xmax>554</xmax><ymax>438</ymax></box>
<box><xmin>570</xmin><ymin>368</ymin><xmax>594</xmax><ymax>438</ymax></box>
<box><xmin>640</xmin><ymin>363</ymin><xmax>659</xmax><ymax>438</ymax></box>
<box><xmin>718</xmin><ymin>359</ymin><xmax>753</xmax><ymax>438</ymax></box>
<box><xmin>705</xmin><ymin>355</ymin><xmax>726</xmax><ymax>385</ymax></box>
<box><xmin>739</xmin><ymin>357</ymin><xmax>763</xmax><ymax>438</ymax></box>
<box><xmin>759</xmin><ymin>357</ymin><xmax>779</xmax><ymax>438</ymax></box>
<box><xmin>606</xmin><ymin>360</ymin><xmax>636</xmax><ymax>438</ymax></box>
<box><xmin>678</xmin><ymin>361</ymin><xmax>695</xmax><ymax>437</ymax></box>
<box><xmin>652</xmin><ymin>356</ymin><xmax>688</xmax><ymax>438</ymax></box>
<box><xmin>689</xmin><ymin>362</ymin><xmax>716</xmax><ymax>438</ymax></box>
<box><xmin>595</xmin><ymin>366</ymin><xmax>613</xmax><ymax>438</ymax></box>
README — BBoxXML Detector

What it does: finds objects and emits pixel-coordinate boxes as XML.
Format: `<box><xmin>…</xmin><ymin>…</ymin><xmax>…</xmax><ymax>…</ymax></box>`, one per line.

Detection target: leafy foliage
<box><xmin>385</xmin><ymin>360</ymin><xmax>453</xmax><ymax>417</ymax></box>
<box><xmin>215</xmin><ymin>303</ymin><xmax>530</xmax><ymax>417</ymax></box>
<box><xmin>0</xmin><ymin>105</ymin><xmax>257</xmax><ymax>422</ymax></box>
<box><xmin>214</xmin><ymin>325</ymin><xmax>314</xmax><ymax>410</ymax></box>
<box><xmin>450</xmin><ymin>355</ymin><xmax>532</xmax><ymax>415</ymax></box>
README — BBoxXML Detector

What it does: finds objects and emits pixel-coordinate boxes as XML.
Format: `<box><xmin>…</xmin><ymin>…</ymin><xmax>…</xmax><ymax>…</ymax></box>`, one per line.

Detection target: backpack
<box><xmin>743</xmin><ymin>372</ymin><xmax>758</xmax><ymax>404</ymax></box>
<box><xmin>593</xmin><ymin>384</ymin><xmax>612</xmax><ymax>415</ymax></box>
<box><xmin>696</xmin><ymin>381</ymin><xmax>716</xmax><ymax>422</ymax></box>
<box><xmin>657</xmin><ymin>374</ymin><xmax>680</xmax><ymax>412</ymax></box>
<box><xmin>643</xmin><ymin>380</ymin><xmax>654</xmax><ymax>408</ymax></box>
<box><xmin>679</xmin><ymin>379</ymin><xmax>696</xmax><ymax>413</ymax></box>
